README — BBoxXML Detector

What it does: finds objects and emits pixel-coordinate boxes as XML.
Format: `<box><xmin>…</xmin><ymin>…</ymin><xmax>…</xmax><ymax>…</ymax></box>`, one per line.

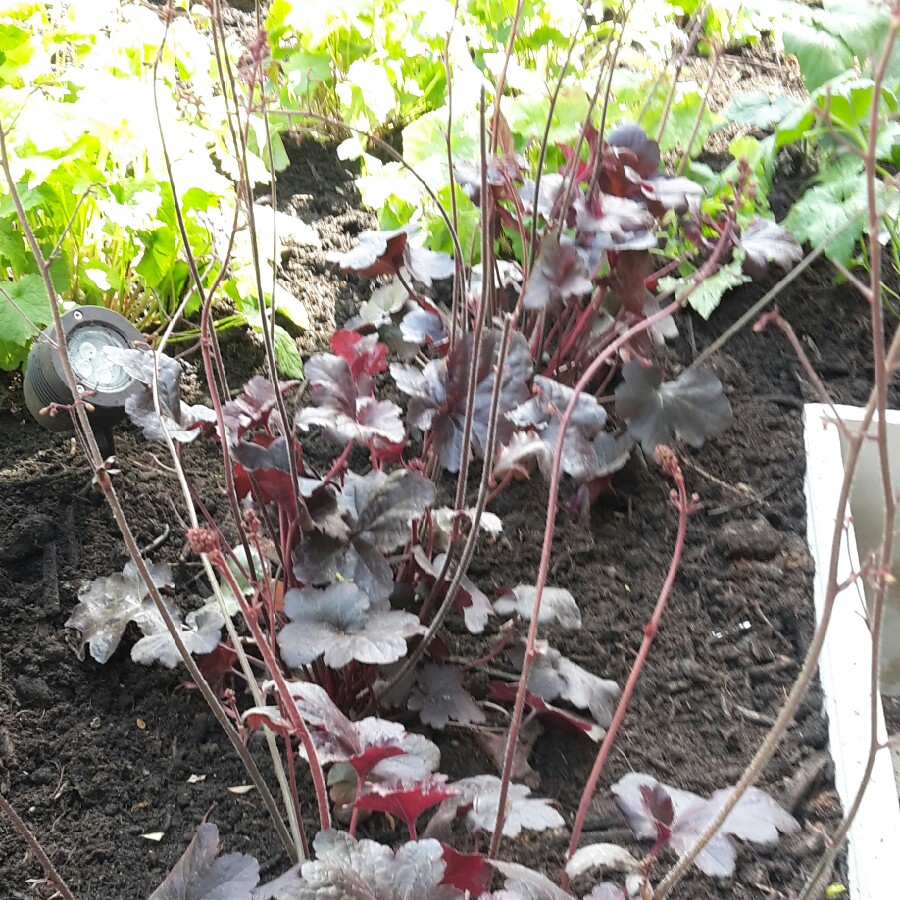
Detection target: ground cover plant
<box><xmin>3</xmin><ymin>0</ymin><xmax>900</xmax><ymax>898</ymax></box>
<box><xmin>0</xmin><ymin>0</ymin><xmax>307</xmax><ymax>374</ymax></box>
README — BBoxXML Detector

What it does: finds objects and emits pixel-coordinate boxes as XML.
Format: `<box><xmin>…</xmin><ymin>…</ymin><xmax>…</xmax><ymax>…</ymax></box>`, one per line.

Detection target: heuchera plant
<box><xmin>58</xmin><ymin>18</ymin><xmax>804</xmax><ymax>887</ymax></box>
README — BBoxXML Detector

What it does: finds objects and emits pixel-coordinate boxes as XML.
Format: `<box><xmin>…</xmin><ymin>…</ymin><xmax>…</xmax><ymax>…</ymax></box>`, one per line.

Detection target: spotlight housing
<box><xmin>24</xmin><ymin>306</ymin><xmax>143</xmax><ymax>437</ymax></box>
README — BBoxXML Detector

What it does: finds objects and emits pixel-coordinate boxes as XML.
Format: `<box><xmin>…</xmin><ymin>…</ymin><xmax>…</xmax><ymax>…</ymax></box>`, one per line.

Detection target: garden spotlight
<box><xmin>23</xmin><ymin>306</ymin><xmax>143</xmax><ymax>453</ymax></box>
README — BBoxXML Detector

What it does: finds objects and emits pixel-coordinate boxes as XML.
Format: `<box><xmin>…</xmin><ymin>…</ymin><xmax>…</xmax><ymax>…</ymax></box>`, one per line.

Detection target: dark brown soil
<box><xmin>0</xmin><ymin>132</ymin><xmax>869</xmax><ymax>899</ymax></box>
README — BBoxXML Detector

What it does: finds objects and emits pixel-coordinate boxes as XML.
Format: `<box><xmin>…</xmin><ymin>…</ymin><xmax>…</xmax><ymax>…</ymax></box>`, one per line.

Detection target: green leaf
<box><xmin>784</xmin><ymin>160</ymin><xmax>868</xmax><ymax>265</ymax></box>
<box><xmin>0</xmin><ymin>273</ymin><xmax>53</xmax><ymax>349</ymax></box>
<box><xmin>273</xmin><ymin>324</ymin><xmax>304</xmax><ymax>379</ymax></box>
<box><xmin>136</xmin><ymin>227</ymin><xmax>178</xmax><ymax>288</ymax></box>
<box><xmin>813</xmin><ymin>1</ymin><xmax>890</xmax><ymax>63</ymax></box>
<box><xmin>721</xmin><ymin>91</ymin><xmax>797</xmax><ymax>130</ymax></box>
<box><xmin>658</xmin><ymin>255</ymin><xmax>750</xmax><ymax>320</ymax></box>
<box><xmin>272</xmin><ymin>283</ymin><xmax>310</xmax><ymax>331</ymax></box>
<box><xmin>783</xmin><ymin>22</ymin><xmax>855</xmax><ymax>92</ymax></box>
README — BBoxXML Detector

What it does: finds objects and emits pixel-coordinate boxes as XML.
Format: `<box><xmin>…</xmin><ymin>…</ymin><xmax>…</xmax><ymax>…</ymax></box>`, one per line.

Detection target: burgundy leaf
<box><xmin>148</xmin><ymin>823</ymin><xmax>259</xmax><ymax>900</ymax></box>
<box><xmin>354</xmin><ymin>775</ymin><xmax>458</xmax><ymax>839</ymax></box>
<box><xmin>330</xmin><ymin>330</ymin><xmax>389</xmax><ymax>377</ymax></box>
<box><xmin>473</xmin><ymin>720</ymin><xmax>543</xmax><ymax>789</ymax></box>
<box><xmin>440</xmin><ymin>844</ymin><xmax>492</xmax><ymax>896</ymax></box>
<box><xmin>232</xmin><ymin>436</ymin><xmax>304</xmax><ymax>514</ymax></box>
<box><xmin>391</xmin><ymin>329</ymin><xmax>533</xmax><ymax>473</ymax></box>
<box><xmin>739</xmin><ymin>217</ymin><xmax>803</xmax><ymax>278</ymax></box>
<box><xmin>190</xmin><ymin>643</ymin><xmax>237</xmax><ymax>699</ymax></box>
<box><xmin>326</xmin><ymin>227</ymin><xmax>409</xmax><ymax>278</ymax></box>
<box><xmin>522</xmin><ymin>234</ymin><xmax>593</xmax><ymax>311</ymax></box>
<box><xmin>275</xmin><ymin>681</ymin><xmax>439</xmax><ymax>783</ymax></box>
<box><xmin>615</xmin><ymin>361</ymin><xmax>733</xmax><ymax>455</ymax></box>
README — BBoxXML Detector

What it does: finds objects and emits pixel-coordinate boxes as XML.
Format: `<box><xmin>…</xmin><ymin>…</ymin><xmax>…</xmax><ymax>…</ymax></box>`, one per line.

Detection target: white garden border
<box><xmin>803</xmin><ymin>403</ymin><xmax>900</xmax><ymax>897</ymax></box>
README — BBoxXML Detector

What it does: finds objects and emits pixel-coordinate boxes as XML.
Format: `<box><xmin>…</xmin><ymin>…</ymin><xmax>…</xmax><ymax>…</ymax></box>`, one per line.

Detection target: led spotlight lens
<box><xmin>24</xmin><ymin>306</ymin><xmax>144</xmax><ymax>435</ymax></box>
<box><xmin>68</xmin><ymin>326</ymin><xmax>132</xmax><ymax>391</ymax></box>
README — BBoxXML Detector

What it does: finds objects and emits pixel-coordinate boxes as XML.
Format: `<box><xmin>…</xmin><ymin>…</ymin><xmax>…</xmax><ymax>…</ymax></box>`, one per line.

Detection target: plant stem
<box><xmin>489</xmin><ymin>226</ymin><xmax>734</xmax><ymax>857</ymax></box>
<box><xmin>562</xmin><ymin>451</ymin><xmax>690</xmax><ymax>889</ymax></box>
<box><xmin>0</xmin><ymin>121</ymin><xmax>298</xmax><ymax>863</ymax></box>
<box><xmin>0</xmin><ymin>793</ymin><xmax>76</xmax><ymax>900</ymax></box>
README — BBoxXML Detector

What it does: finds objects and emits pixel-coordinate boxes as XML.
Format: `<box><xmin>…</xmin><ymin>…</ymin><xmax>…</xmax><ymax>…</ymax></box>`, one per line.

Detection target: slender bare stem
<box><xmin>562</xmin><ymin>450</ymin><xmax>691</xmax><ymax>889</ymax></box>
<box><xmin>0</xmin><ymin>793</ymin><xmax>76</xmax><ymax>900</ymax></box>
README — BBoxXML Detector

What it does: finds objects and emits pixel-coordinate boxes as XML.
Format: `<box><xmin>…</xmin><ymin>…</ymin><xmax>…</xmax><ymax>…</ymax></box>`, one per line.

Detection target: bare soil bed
<box><xmin>0</xmin><ymin>133</ymin><xmax>879</xmax><ymax>898</ymax></box>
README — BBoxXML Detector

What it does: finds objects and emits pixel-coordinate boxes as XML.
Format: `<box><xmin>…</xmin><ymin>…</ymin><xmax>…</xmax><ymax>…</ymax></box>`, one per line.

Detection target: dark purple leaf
<box><xmin>487</xmin><ymin>683</ymin><xmax>605</xmax><ymax>740</ymax></box>
<box><xmin>490</xmin><ymin>860</ymin><xmax>575</xmax><ymax>900</ymax></box>
<box><xmin>354</xmin><ymin>775</ymin><xmax>458</xmax><ymax>838</ymax></box>
<box><xmin>326</xmin><ymin>228</ymin><xmax>409</xmax><ymax>279</ymax></box>
<box><xmin>519</xmin><ymin>173</ymin><xmax>566</xmax><ymax>219</ymax></box>
<box><xmin>222</xmin><ymin>376</ymin><xmax>299</xmax><ymax>446</ymax></box>
<box><xmin>440</xmin><ymin>845</ymin><xmax>492</xmax><ymax>896</ymax></box>
<box><xmin>583</xmin><ymin>885</ymin><xmax>628</xmax><ymax>900</ymax></box>
<box><xmin>391</xmin><ymin>329</ymin><xmax>532</xmax><ymax>473</ymax></box>
<box><xmin>450</xmin><ymin>775</ymin><xmax>565</xmax><ymax>837</ymax></box>
<box><xmin>455</xmin><ymin>156</ymin><xmax>521</xmax><ymax>205</ymax></box>
<box><xmin>251</xmin><ymin>863</ymin><xmax>303</xmax><ymax>900</ymax></box>
<box><xmin>522</xmin><ymin>235</ymin><xmax>593</xmax><ymax>312</ymax></box>
<box><xmin>65</xmin><ymin>561</ymin><xmax>174</xmax><ymax>664</ymax></box>
<box><xmin>293</xmin><ymin>830</ymin><xmax>457</xmax><ymax>899</ymax></box>
<box><xmin>148</xmin><ymin>823</ymin><xmax>259</xmax><ymax>900</ymax></box>
<box><xmin>494</xmin><ymin>585</ymin><xmax>581</xmax><ymax>629</ymax></box>
<box><xmin>400</xmin><ymin>307</ymin><xmax>446</xmax><ymax>347</ymax></box>
<box><xmin>296</xmin><ymin>353</ymin><xmax>404</xmax><ymax>449</ymax></box>
<box><xmin>639</xmin><ymin>175</ymin><xmax>704</xmax><ymax>213</ymax></box>
<box><xmin>511</xmin><ymin>641</ymin><xmax>620</xmax><ymax>728</ymax></box>
<box><xmin>409</xmin><ymin>663</ymin><xmax>486</xmax><ymax>730</ymax></box>
<box><xmin>293</xmin><ymin>470</ymin><xmax>434</xmax><ymax>603</ymax></box>
<box><xmin>277</xmin><ymin>582</ymin><xmax>424</xmax><ymax>668</ymax></box>
<box><xmin>507</xmin><ymin>376</ymin><xmax>609</xmax><ymax>483</ymax></box>
<box><xmin>103</xmin><ymin>346</ymin><xmax>215</xmax><ymax>443</ymax></box>
<box><xmin>607</xmin><ymin>123</ymin><xmax>661</xmax><ymax>178</ymax></box>
<box><xmin>739</xmin><ymin>217</ymin><xmax>803</xmax><ymax>278</ymax></box>
<box><xmin>565</xmin><ymin>843</ymin><xmax>642</xmax><ymax>880</ymax></box>
<box><xmin>592</xmin><ymin>432</ymin><xmax>634</xmax><ymax>478</ymax></box>
<box><xmin>612</xmin><ymin>773</ymin><xmax>799</xmax><ymax>878</ymax></box>
<box><xmin>412</xmin><ymin>547</ymin><xmax>494</xmax><ymax>633</ymax></box>
<box><xmin>615</xmin><ymin>361</ymin><xmax>732</xmax><ymax>455</ymax></box>
<box><xmin>575</xmin><ymin>193</ymin><xmax>656</xmax><ymax>243</ymax></box>
<box><xmin>132</xmin><ymin>605</ymin><xmax>224</xmax><ymax>669</ymax></box>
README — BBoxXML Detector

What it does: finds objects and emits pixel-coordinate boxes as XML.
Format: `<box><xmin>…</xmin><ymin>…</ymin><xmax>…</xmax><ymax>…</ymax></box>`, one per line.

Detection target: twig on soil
<box><xmin>0</xmin><ymin>793</ymin><xmax>75</xmax><ymax>900</ymax></box>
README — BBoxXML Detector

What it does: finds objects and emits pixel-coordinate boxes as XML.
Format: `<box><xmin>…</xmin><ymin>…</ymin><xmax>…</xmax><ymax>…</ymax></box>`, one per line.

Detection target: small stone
<box><xmin>716</xmin><ymin>516</ymin><xmax>783</xmax><ymax>561</ymax></box>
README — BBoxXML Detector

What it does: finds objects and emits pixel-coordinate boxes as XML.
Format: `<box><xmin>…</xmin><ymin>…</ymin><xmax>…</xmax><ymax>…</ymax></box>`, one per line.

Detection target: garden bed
<box><xmin>0</xmin><ymin>134</ymin><xmax>876</xmax><ymax>898</ymax></box>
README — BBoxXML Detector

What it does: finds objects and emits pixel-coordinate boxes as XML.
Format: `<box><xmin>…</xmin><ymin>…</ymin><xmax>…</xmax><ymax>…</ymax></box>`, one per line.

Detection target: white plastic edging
<box><xmin>803</xmin><ymin>403</ymin><xmax>900</xmax><ymax>898</ymax></box>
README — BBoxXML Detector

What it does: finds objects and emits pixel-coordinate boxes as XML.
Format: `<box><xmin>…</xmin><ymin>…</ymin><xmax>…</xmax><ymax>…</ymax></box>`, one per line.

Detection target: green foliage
<box><xmin>0</xmin><ymin>0</ymin><xmax>306</xmax><ymax>374</ymax></box>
